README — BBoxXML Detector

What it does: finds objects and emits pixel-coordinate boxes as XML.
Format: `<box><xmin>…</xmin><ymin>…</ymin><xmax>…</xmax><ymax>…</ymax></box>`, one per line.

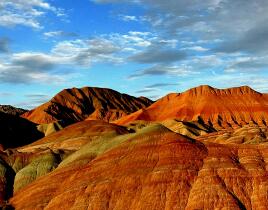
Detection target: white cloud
<box><xmin>0</xmin><ymin>34</ymin><xmax>137</xmax><ymax>84</ymax></box>
<box><xmin>108</xmin><ymin>31</ymin><xmax>156</xmax><ymax>48</ymax></box>
<box><xmin>52</xmin><ymin>38</ymin><xmax>122</xmax><ymax>66</ymax></box>
<box><xmin>0</xmin><ymin>13</ymin><xmax>42</xmax><ymax>28</ymax></box>
<box><xmin>119</xmin><ymin>15</ymin><xmax>138</xmax><ymax>22</ymax></box>
<box><xmin>43</xmin><ymin>31</ymin><xmax>78</xmax><ymax>38</ymax></box>
<box><xmin>44</xmin><ymin>31</ymin><xmax>64</xmax><ymax>37</ymax></box>
<box><xmin>182</xmin><ymin>46</ymin><xmax>209</xmax><ymax>52</ymax></box>
<box><xmin>0</xmin><ymin>0</ymin><xmax>65</xmax><ymax>29</ymax></box>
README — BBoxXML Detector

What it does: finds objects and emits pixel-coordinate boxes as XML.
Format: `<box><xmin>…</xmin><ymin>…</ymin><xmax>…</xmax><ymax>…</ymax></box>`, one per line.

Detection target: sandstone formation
<box><xmin>22</xmin><ymin>87</ymin><xmax>153</xmax><ymax>124</ymax></box>
<box><xmin>115</xmin><ymin>85</ymin><xmax>268</xmax><ymax>129</ymax></box>
<box><xmin>37</xmin><ymin>121</ymin><xmax>65</xmax><ymax>136</ymax></box>
<box><xmin>10</xmin><ymin>125</ymin><xmax>208</xmax><ymax>209</ymax></box>
<box><xmin>1</xmin><ymin>85</ymin><xmax>268</xmax><ymax>209</ymax></box>
<box><xmin>197</xmin><ymin>123</ymin><xmax>268</xmax><ymax>145</ymax></box>
<box><xmin>9</xmin><ymin>124</ymin><xmax>268</xmax><ymax>210</ymax></box>
<box><xmin>125</xmin><ymin>119</ymin><xmax>215</xmax><ymax>139</ymax></box>
<box><xmin>0</xmin><ymin>120</ymin><xmax>130</xmax><ymax>207</ymax></box>
<box><xmin>13</xmin><ymin>150</ymin><xmax>61</xmax><ymax>193</ymax></box>
<box><xmin>18</xmin><ymin>120</ymin><xmax>130</xmax><ymax>153</ymax></box>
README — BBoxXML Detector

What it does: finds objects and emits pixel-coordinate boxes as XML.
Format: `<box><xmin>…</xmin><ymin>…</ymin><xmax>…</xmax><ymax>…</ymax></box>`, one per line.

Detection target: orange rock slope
<box><xmin>115</xmin><ymin>85</ymin><xmax>268</xmax><ymax>129</ymax></box>
<box><xmin>22</xmin><ymin>87</ymin><xmax>153</xmax><ymax>124</ymax></box>
<box><xmin>9</xmin><ymin>124</ymin><xmax>268</xmax><ymax>210</ymax></box>
<box><xmin>18</xmin><ymin>120</ymin><xmax>130</xmax><ymax>152</ymax></box>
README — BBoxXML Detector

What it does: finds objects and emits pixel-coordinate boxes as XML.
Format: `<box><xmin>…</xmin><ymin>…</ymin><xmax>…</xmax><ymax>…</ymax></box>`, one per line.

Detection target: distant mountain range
<box><xmin>0</xmin><ymin>105</ymin><xmax>27</xmax><ymax>116</ymax></box>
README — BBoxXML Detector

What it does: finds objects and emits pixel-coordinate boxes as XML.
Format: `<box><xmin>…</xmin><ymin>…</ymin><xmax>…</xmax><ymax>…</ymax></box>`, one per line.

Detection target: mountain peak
<box><xmin>183</xmin><ymin>85</ymin><xmax>260</xmax><ymax>96</ymax></box>
<box><xmin>22</xmin><ymin>86</ymin><xmax>153</xmax><ymax>124</ymax></box>
<box><xmin>184</xmin><ymin>85</ymin><xmax>215</xmax><ymax>95</ymax></box>
<box><xmin>115</xmin><ymin>85</ymin><xmax>268</xmax><ymax>127</ymax></box>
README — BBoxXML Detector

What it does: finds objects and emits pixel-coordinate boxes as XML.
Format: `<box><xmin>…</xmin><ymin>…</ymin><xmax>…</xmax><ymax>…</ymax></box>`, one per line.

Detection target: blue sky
<box><xmin>1</xmin><ymin>0</ymin><xmax>268</xmax><ymax>109</ymax></box>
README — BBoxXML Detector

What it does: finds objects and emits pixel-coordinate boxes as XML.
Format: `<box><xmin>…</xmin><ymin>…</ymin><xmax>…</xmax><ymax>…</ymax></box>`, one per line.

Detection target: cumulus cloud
<box><xmin>0</xmin><ymin>0</ymin><xmax>65</xmax><ymax>29</ymax></box>
<box><xmin>0</xmin><ymin>58</ymin><xmax>65</xmax><ymax>84</ymax></box>
<box><xmin>92</xmin><ymin>0</ymin><xmax>268</xmax><ymax>78</ymax></box>
<box><xmin>52</xmin><ymin>38</ymin><xmax>122</xmax><ymax>66</ymax></box>
<box><xmin>0</xmin><ymin>34</ymin><xmax>140</xmax><ymax>84</ymax></box>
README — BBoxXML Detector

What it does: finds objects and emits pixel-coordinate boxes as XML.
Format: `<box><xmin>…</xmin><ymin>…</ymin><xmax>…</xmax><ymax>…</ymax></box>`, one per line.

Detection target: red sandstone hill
<box><xmin>9</xmin><ymin>124</ymin><xmax>268</xmax><ymax>209</ymax></box>
<box><xmin>22</xmin><ymin>87</ymin><xmax>153</xmax><ymax>124</ymax></box>
<box><xmin>115</xmin><ymin>85</ymin><xmax>268</xmax><ymax>129</ymax></box>
<box><xmin>3</xmin><ymin>85</ymin><xmax>268</xmax><ymax>209</ymax></box>
<box><xmin>18</xmin><ymin>120</ymin><xmax>130</xmax><ymax>152</ymax></box>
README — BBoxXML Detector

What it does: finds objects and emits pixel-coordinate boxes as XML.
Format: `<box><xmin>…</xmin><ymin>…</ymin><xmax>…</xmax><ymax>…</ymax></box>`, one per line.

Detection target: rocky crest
<box><xmin>22</xmin><ymin>87</ymin><xmax>153</xmax><ymax>124</ymax></box>
<box><xmin>115</xmin><ymin>85</ymin><xmax>268</xmax><ymax>129</ymax></box>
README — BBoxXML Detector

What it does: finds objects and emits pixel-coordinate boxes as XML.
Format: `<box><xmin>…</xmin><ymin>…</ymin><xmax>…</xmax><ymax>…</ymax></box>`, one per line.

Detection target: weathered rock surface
<box><xmin>18</xmin><ymin>120</ymin><xmax>130</xmax><ymax>152</ymax></box>
<box><xmin>10</xmin><ymin>125</ymin><xmax>208</xmax><ymax>209</ymax></box>
<box><xmin>115</xmin><ymin>85</ymin><xmax>268</xmax><ymax>129</ymax></box>
<box><xmin>13</xmin><ymin>150</ymin><xmax>61</xmax><ymax>193</ymax></box>
<box><xmin>9</xmin><ymin>125</ymin><xmax>268</xmax><ymax>210</ymax></box>
<box><xmin>22</xmin><ymin>87</ymin><xmax>153</xmax><ymax>124</ymax></box>
<box><xmin>197</xmin><ymin>123</ymin><xmax>268</xmax><ymax>145</ymax></box>
<box><xmin>37</xmin><ymin>121</ymin><xmax>65</xmax><ymax>136</ymax></box>
<box><xmin>125</xmin><ymin>119</ymin><xmax>215</xmax><ymax>139</ymax></box>
<box><xmin>2</xmin><ymin>85</ymin><xmax>268</xmax><ymax>209</ymax></box>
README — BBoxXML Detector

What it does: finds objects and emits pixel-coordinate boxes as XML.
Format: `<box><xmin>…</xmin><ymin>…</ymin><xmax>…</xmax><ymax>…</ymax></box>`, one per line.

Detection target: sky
<box><xmin>1</xmin><ymin>0</ymin><xmax>268</xmax><ymax>109</ymax></box>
